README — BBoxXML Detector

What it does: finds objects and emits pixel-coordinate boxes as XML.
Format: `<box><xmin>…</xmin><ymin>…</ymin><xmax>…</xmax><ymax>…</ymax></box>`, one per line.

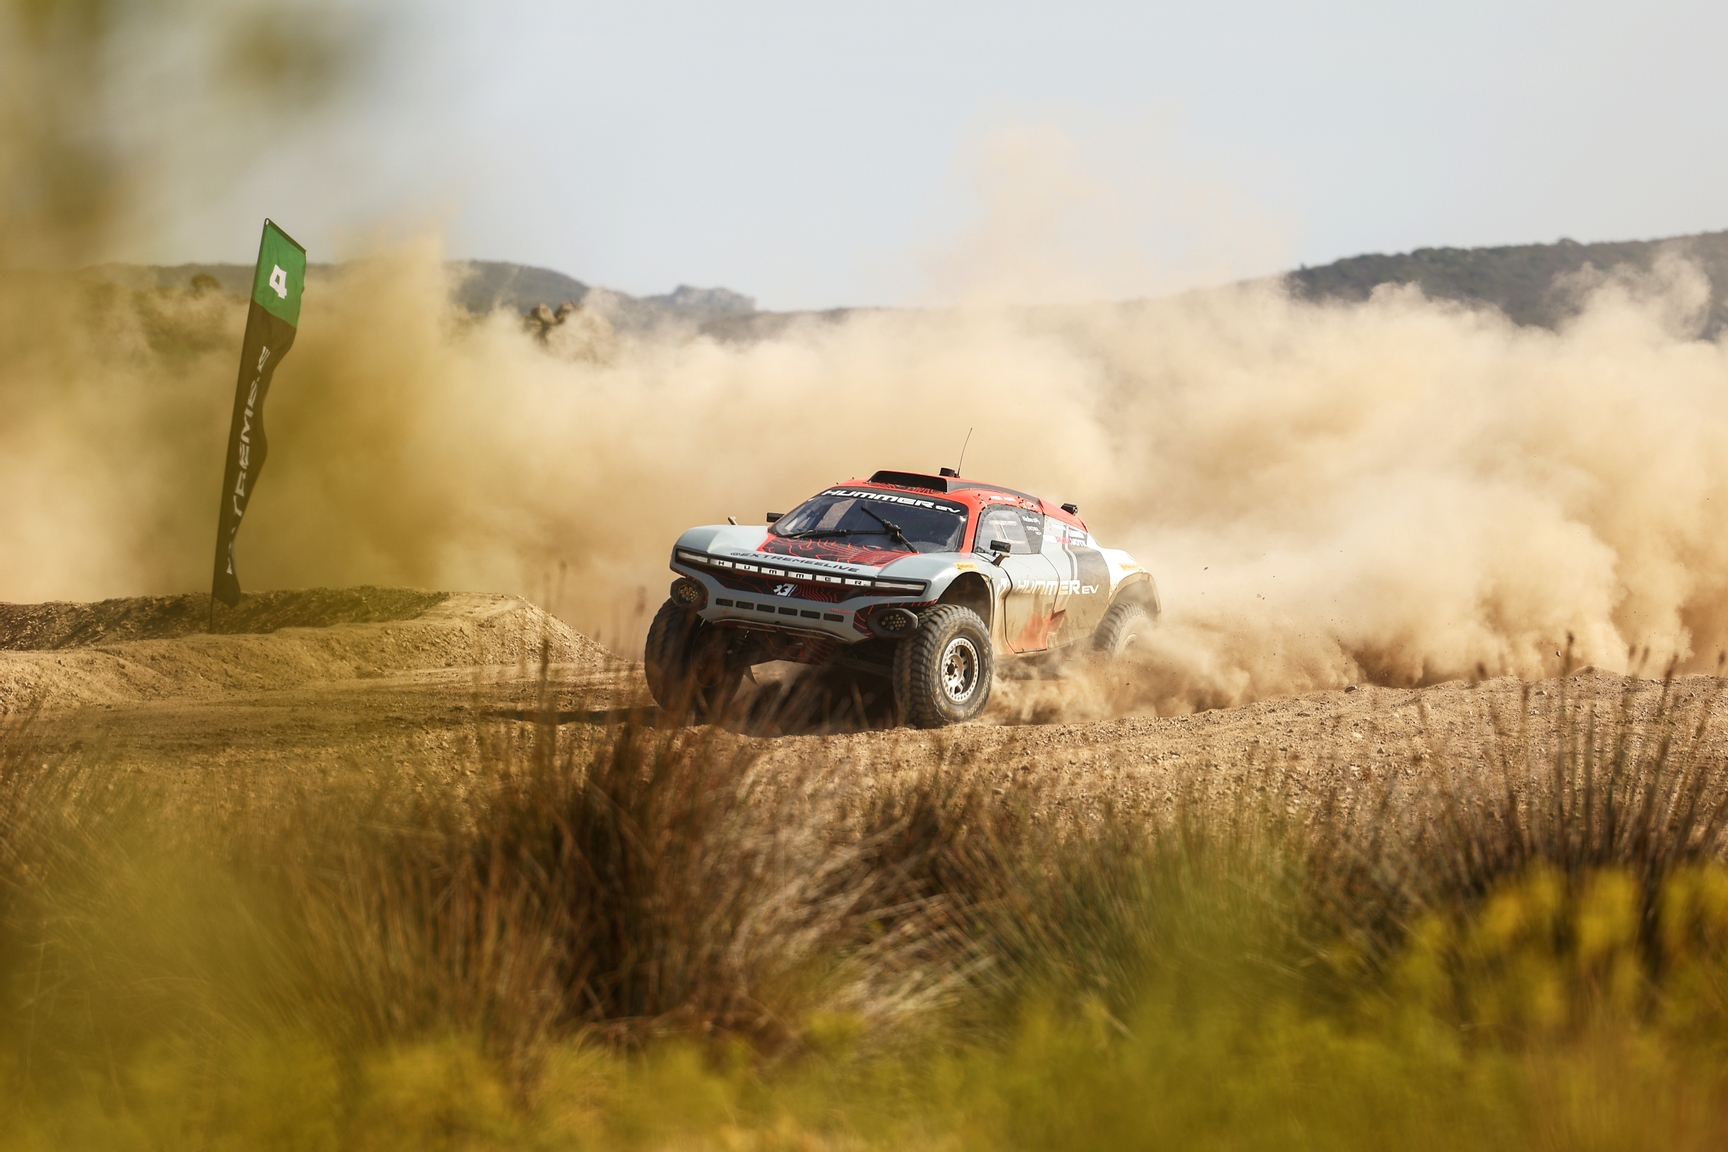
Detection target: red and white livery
<box><xmin>646</xmin><ymin>469</ymin><xmax>1158</xmax><ymax>727</ymax></box>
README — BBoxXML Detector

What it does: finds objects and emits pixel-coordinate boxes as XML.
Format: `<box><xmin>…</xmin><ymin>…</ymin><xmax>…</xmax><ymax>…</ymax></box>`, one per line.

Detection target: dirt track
<box><xmin>5</xmin><ymin>590</ymin><xmax>1726</xmax><ymax>808</ymax></box>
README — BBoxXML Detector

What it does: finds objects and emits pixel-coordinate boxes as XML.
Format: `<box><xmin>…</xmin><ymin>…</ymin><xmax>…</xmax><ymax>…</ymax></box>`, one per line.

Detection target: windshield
<box><xmin>771</xmin><ymin>488</ymin><xmax>969</xmax><ymax>554</ymax></box>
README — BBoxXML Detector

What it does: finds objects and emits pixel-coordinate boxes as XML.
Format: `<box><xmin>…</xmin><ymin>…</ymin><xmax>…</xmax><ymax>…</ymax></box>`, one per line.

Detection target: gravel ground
<box><xmin>6</xmin><ymin>592</ymin><xmax>1725</xmax><ymax>814</ymax></box>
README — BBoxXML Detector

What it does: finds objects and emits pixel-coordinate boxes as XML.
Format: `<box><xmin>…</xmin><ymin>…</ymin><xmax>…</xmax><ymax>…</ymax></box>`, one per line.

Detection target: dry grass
<box><xmin>1313</xmin><ymin>655</ymin><xmax>1728</xmax><ymax>991</ymax></box>
<box><xmin>6</xmin><ymin>664</ymin><xmax>1728</xmax><ymax>1144</ymax></box>
<box><xmin>265</xmin><ymin>716</ymin><xmax>878</xmax><ymax>1065</ymax></box>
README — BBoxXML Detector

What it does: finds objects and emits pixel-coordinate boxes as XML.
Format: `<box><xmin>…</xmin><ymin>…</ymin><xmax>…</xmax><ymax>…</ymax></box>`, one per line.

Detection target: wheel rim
<box><xmin>940</xmin><ymin>636</ymin><xmax>981</xmax><ymax>703</ymax></box>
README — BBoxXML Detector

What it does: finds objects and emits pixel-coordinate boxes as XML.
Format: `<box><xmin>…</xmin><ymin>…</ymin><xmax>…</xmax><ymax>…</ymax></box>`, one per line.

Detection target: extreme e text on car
<box><xmin>645</xmin><ymin>469</ymin><xmax>1158</xmax><ymax>727</ymax></box>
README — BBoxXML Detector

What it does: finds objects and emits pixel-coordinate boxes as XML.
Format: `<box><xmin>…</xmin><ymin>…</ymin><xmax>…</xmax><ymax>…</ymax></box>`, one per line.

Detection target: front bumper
<box><xmin>670</xmin><ymin>547</ymin><xmax>931</xmax><ymax>642</ymax></box>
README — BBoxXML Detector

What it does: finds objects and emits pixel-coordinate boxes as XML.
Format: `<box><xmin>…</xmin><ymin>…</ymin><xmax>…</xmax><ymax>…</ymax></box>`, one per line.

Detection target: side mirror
<box><xmin>766</xmin><ymin>512</ymin><xmax>784</xmax><ymax>524</ymax></box>
<box><xmin>989</xmin><ymin>539</ymin><xmax>1012</xmax><ymax>565</ymax></box>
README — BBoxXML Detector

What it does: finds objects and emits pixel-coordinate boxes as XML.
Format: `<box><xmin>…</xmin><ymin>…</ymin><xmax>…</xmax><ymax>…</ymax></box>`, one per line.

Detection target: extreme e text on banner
<box><xmin>210</xmin><ymin>219</ymin><xmax>305</xmax><ymax>608</ymax></box>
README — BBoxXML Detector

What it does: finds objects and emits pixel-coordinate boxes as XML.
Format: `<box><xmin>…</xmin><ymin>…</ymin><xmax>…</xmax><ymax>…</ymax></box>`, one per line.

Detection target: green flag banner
<box><xmin>211</xmin><ymin>219</ymin><xmax>305</xmax><ymax>608</ymax></box>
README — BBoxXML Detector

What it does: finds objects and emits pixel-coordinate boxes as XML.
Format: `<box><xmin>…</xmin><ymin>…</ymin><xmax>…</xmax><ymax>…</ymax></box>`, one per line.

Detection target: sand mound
<box><xmin>0</xmin><ymin>589</ymin><xmax>609</xmax><ymax>712</ymax></box>
<box><xmin>0</xmin><ymin>587</ymin><xmax>453</xmax><ymax>650</ymax></box>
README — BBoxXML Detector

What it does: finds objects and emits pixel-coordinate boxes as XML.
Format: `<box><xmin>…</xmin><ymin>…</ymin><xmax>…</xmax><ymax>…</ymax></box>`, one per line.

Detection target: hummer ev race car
<box><xmin>645</xmin><ymin>469</ymin><xmax>1159</xmax><ymax>727</ymax></box>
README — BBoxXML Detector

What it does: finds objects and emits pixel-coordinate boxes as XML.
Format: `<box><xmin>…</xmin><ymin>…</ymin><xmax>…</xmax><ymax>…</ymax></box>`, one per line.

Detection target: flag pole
<box><xmin>210</xmin><ymin>219</ymin><xmax>305</xmax><ymax>615</ymax></box>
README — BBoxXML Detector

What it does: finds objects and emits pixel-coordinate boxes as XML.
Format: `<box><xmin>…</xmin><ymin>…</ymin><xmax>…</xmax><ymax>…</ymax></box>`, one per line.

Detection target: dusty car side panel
<box><xmin>1033</xmin><ymin>517</ymin><xmax>1109</xmax><ymax>646</ymax></box>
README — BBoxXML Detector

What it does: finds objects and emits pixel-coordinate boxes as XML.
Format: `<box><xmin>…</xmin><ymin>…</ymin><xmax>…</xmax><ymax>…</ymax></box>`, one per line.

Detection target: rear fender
<box><xmin>1111</xmin><ymin>572</ymin><xmax>1161</xmax><ymax>619</ymax></box>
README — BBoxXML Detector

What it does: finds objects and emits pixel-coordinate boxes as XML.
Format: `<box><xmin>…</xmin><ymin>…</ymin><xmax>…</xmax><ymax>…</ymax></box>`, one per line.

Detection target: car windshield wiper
<box><xmin>777</xmin><ymin>527</ymin><xmax>889</xmax><ymax>540</ymax></box>
<box><xmin>779</xmin><ymin>523</ymin><xmax>921</xmax><ymax>549</ymax></box>
<box><xmin>857</xmin><ymin>506</ymin><xmax>916</xmax><ymax>551</ymax></box>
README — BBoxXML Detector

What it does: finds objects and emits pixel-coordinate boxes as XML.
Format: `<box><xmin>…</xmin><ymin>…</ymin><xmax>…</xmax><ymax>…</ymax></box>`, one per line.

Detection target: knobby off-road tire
<box><xmin>1092</xmin><ymin>599</ymin><xmax>1151</xmax><ymax>661</ymax></box>
<box><xmin>644</xmin><ymin>598</ymin><xmax>741</xmax><ymax>722</ymax></box>
<box><xmin>892</xmin><ymin>604</ymin><xmax>994</xmax><ymax>728</ymax></box>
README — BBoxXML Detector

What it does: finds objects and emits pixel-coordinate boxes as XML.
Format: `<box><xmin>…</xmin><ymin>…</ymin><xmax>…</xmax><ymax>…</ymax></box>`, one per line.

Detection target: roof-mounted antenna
<box><xmin>955</xmin><ymin>427</ymin><xmax>974</xmax><ymax>476</ymax></box>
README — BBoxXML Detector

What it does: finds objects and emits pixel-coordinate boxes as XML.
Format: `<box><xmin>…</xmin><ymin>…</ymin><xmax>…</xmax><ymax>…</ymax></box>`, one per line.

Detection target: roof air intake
<box><xmin>868</xmin><ymin>470</ymin><xmax>950</xmax><ymax>492</ymax></box>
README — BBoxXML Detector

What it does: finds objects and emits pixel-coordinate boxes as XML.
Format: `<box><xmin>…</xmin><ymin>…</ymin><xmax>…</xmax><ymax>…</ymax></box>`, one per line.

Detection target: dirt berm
<box><xmin>0</xmin><ymin>587</ymin><xmax>606</xmax><ymax>712</ymax></box>
<box><xmin>8</xmin><ymin>587</ymin><xmax>1728</xmax><ymax>826</ymax></box>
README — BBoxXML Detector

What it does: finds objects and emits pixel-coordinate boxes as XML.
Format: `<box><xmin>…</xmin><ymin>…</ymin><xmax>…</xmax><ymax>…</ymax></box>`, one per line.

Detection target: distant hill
<box><xmin>1287</xmin><ymin>230</ymin><xmax>1728</xmax><ymax>333</ymax></box>
<box><xmin>89</xmin><ymin>227</ymin><xmax>1728</xmax><ymax>342</ymax></box>
<box><xmin>450</xmin><ymin>261</ymin><xmax>591</xmax><ymax>314</ymax></box>
<box><xmin>87</xmin><ymin>260</ymin><xmax>758</xmax><ymax>335</ymax></box>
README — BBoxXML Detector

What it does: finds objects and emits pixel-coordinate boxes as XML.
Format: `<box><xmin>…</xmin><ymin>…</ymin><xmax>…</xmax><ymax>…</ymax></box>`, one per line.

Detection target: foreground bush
<box><xmin>4</xmin><ymin>670</ymin><xmax>1728</xmax><ymax>1146</ymax></box>
<box><xmin>7</xmin><ymin>860</ymin><xmax>1728</xmax><ymax>1151</ymax></box>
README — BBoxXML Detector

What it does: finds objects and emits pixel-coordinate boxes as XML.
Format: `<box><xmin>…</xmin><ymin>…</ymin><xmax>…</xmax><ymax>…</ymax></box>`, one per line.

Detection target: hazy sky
<box><xmin>177</xmin><ymin>0</ymin><xmax>1728</xmax><ymax>310</ymax></box>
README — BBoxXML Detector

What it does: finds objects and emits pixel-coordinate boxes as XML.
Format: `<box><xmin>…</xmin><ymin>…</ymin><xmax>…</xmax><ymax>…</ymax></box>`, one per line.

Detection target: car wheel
<box><xmin>1092</xmin><ymin>600</ymin><xmax>1151</xmax><ymax>661</ymax></box>
<box><xmin>892</xmin><ymin>604</ymin><xmax>994</xmax><ymax>728</ymax></box>
<box><xmin>644</xmin><ymin>598</ymin><xmax>742</xmax><ymax>721</ymax></box>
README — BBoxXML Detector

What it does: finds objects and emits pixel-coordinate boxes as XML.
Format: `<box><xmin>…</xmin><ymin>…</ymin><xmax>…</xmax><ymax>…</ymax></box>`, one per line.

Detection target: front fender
<box><xmin>879</xmin><ymin>557</ymin><xmax>1005</xmax><ymax>633</ymax></box>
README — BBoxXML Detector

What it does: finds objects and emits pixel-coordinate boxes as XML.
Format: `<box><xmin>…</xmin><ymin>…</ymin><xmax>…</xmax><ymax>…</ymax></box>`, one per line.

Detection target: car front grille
<box><xmin>674</xmin><ymin>549</ymin><xmax>927</xmax><ymax>601</ymax></box>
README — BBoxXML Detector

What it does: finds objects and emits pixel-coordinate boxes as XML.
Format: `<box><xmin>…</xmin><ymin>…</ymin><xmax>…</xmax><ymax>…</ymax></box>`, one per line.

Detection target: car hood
<box><xmin>757</xmin><ymin>534</ymin><xmax>914</xmax><ymax>567</ymax></box>
<box><xmin>675</xmin><ymin>525</ymin><xmax>966</xmax><ymax>579</ymax></box>
<box><xmin>675</xmin><ymin>525</ymin><xmax>883</xmax><ymax>573</ymax></box>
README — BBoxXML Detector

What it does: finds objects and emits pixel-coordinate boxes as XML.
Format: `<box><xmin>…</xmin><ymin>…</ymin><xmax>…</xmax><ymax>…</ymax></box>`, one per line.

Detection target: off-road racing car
<box><xmin>645</xmin><ymin>469</ymin><xmax>1158</xmax><ymax>727</ymax></box>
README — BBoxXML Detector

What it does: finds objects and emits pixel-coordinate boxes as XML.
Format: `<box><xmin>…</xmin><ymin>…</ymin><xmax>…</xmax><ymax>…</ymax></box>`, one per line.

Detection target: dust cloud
<box><xmin>7</xmin><ymin>238</ymin><xmax>1728</xmax><ymax>715</ymax></box>
<box><xmin>8</xmin><ymin>5</ymin><xmax>1728</xmax><ymax>716</ymax></box>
